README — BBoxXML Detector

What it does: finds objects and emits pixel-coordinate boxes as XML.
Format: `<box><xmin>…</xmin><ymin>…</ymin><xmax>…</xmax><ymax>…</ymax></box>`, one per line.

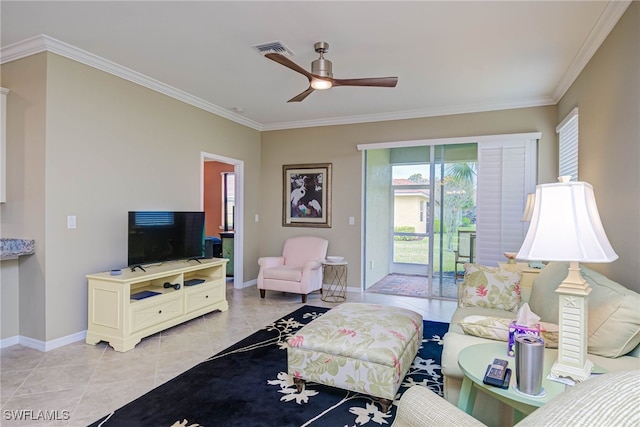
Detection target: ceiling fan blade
<box><xmin>265</xmin><ymin>53</ymin><xmax>313</xmax><ymax>80</ymax></box>
<box><xmin>332</xmin><ymin>76</ymin><xmax>398</xmax><ymax>88</ymax></box>
<box><xmin>288</xmin><ymin>86</ymin><xmax>315</xmax><ymax>102</ymax></box>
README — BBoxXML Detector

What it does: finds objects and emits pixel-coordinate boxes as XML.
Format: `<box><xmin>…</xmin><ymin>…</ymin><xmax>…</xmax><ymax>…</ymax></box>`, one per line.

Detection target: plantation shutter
<box><xmin>476</xmin><ymin>138</ymin><xmax>537</xmax><ymax>267</ymax></box>
<box><xmin>557</xmin><ymin>108</ymin><xmax>579</xmax><ymax>181</ymax></box>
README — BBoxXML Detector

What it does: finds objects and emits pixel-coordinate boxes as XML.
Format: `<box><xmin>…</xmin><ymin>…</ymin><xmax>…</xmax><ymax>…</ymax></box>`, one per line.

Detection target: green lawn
<box><xmin>393</xmin><ymin>227</ymin><xmax>475</xmax><ymax>273</ymax></box>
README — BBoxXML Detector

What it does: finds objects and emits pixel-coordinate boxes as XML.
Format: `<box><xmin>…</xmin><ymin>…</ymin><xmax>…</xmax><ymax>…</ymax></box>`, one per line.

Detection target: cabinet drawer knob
<box><xmin>158</xmin><ymin>310</ymin><xmax>162</xmax><ymax>314</ymax></box>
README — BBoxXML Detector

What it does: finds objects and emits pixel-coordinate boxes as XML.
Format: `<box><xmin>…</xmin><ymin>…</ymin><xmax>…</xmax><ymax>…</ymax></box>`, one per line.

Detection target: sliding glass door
<box><xmin>392</xmin><ymin>164</ymin><xmax>430</xmax><ymax>273</ymax></box>
<box><xmin>362</xmin><ymin>133</ymin><xmax>538</xmax><ymax>300</ymax></box>
<box><xmin>389</xmin><ymin>144</ymin><xmax>477</xmax><ymax>298</ymax></box>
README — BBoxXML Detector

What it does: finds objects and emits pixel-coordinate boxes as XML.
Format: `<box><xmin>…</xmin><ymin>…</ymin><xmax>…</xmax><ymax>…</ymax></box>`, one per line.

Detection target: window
<box><xmin>222</xmin><ymin>172</ymin><xmax>235</xmax><ymax>231</ymax></box>
<box><xmin>557</xmin><ymin>108</ymin><xmax>579</xmax><ymax>181</ymax></box>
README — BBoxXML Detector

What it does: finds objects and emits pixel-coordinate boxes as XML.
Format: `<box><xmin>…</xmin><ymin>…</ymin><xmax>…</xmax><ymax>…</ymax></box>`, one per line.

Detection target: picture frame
<box><xmin>283</xmin><ymin>163</ymin><xmax>332</xmax><ymax>228</ymax></box>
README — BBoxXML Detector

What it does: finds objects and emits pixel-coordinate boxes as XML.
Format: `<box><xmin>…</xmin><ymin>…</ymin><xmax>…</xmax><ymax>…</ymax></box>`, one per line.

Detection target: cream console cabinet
<box><xmin>86</xmin><ymin>258</ymin><xmax>228</xmax><ymax>352</ymax></box>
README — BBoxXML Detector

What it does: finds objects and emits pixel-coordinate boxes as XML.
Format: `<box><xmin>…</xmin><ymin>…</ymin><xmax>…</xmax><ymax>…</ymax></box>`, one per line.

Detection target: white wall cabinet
<box><xmin>86</xmin><ymin>258</ymin><xmax>228</xmax><ymax>352</ymax></box>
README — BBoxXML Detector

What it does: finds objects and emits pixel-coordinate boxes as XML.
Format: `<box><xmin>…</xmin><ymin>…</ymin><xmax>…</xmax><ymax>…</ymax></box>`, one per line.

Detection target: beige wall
<box><xmin>1</xmin><ymin>53</ymin><xmax>48</xmax><ymax>340</ymax></box>
<box><xmin>261</xmin><ymin>106</ymin><xmax>558</xmax><ymax>289</ymax></box>
<box><xmin>1</xmin><ymin>260</ymin><xmax>20</xmax><ymax>338</ymax></box>
<box><xmin>1</xmin><ymin>53</ymin><xmax>261</xmax><ymax>342</ymax></box>
<box><xmin>557</xmin><ymin>2</ymin><xmax>639</xmax><ymax>290</ymax></box>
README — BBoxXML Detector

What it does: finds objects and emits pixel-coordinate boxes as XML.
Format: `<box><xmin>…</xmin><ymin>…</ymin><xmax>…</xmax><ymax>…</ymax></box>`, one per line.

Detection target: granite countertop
<box><xmin>1</xmin><ymin>238</ymin><xmax>36</xmax><ymax>260</ymax></box>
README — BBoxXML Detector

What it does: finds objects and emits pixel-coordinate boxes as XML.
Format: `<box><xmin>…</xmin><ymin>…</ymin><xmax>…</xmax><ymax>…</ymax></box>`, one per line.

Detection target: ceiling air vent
<box><xmin>252</xmin><ymin>41</ymin><xmax>294</xmax><ymax>57</ymax></box>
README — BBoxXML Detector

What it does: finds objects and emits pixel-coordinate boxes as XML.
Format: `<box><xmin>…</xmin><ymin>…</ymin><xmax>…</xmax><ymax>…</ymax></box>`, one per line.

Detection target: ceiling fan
<box><xmin>266</xmin><ymin>41</ymin><xmax>398</xmax><ymax>102</ymax></box>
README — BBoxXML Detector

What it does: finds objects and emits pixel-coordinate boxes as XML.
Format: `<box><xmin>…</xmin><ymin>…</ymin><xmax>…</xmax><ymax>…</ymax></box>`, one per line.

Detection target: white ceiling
<box><xmin>0</xmin><ymin>1</ymin><xmax>631</xmax><ymax>131</ymax></box>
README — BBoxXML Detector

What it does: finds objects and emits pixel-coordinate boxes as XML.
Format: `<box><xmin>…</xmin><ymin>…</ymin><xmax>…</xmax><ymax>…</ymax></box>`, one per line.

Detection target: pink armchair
<box><xmin>257</xmin><ymin>236</ymin><xmax>329</xmax><ymax>303</ymax></box>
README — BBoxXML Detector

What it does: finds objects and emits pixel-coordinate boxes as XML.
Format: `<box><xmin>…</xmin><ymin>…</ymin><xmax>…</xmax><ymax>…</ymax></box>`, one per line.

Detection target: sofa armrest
<box><xmin>392</xmin><ymin>386</ymin><xmax>485</xmax><ymax>427</ymax></box>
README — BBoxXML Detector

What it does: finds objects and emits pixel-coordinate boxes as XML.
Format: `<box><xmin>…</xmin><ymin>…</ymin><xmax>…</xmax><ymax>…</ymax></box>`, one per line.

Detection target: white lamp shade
<box><xmin>516</xmin><ymin>181</ymin><xmax>618</xmax><ymax>262</ymax></box>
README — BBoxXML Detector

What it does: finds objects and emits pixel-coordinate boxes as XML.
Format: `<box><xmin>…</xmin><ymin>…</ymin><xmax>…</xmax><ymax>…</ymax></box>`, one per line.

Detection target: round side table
<box><xmin>321</xmin><ymin>260</ymin><xmax>347</xmax><ymax>302</ymax></box>
<box><xmin>457</xmin><ymin>342</ymin><xmax>567</xmax><ymax>423</ymax></box>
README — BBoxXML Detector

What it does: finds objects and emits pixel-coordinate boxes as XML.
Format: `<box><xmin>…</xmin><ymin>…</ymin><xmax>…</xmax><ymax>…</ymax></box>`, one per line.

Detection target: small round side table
<box><xmin>321</xmin><ymin>260</ymin><xmax>347</xmax><ymax>302</ymax></box>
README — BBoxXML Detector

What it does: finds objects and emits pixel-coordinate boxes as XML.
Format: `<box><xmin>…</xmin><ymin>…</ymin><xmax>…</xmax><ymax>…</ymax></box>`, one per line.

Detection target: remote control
<box><xmin>483</xmin><ymin>358</ymin><xmax>509</xmax><ymax>387</ymax></box>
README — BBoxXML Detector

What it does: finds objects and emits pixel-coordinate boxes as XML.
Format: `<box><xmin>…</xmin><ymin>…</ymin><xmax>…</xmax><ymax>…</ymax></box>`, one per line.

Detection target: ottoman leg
<box><xmin>293</xmin><ymin>377</ymin><xmax>306</xmax><ymax>393</ymax></box>
<box><xmin>377</xmin><ymin>398</ymin><xmax>392</xmax><ymax>413</ymax></box>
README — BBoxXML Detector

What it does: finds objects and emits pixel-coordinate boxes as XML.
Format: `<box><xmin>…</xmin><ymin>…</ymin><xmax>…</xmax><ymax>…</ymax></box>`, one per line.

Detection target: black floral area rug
<box><xmin>90</xmin><ymin>305</ymin><xmax>449</xmax><ymax>427</ymax></box>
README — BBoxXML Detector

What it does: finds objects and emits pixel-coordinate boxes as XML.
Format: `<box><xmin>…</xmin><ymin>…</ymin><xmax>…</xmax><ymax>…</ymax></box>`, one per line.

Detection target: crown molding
<box><xmin>262</xmin><ymin>96</ymin><xmax>556</xmax><ymax>131</ymax></box>
<box><xmin>552</xmin><ymin>0</ymin><xmax>632</xmax><ymax>101</ymax></box>
<box><xmin>0</xmin><ymin>35</ymin><xmax>264</xmax><ymax>131</ymax></box>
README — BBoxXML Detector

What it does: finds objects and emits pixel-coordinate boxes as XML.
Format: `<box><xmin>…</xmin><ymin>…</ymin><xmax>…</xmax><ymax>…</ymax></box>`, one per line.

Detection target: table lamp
<box><xmin>516</xmin><ymin>177</ymin><xmax>618</xmax><ymax>381</ymax></box>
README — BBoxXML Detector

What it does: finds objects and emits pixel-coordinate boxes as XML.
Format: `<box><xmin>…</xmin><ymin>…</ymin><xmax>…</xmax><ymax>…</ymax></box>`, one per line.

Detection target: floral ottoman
<box><xmin>286</xmin><ymin>303</ymin><xmax>423</xmax><ymax>411</ymax></box>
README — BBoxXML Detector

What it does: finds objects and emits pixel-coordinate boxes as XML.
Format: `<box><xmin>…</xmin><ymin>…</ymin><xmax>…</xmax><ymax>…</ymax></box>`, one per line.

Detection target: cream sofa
<box><xmin>441</xmin><ymin>262</ymin><xmax>640</xmax><ymax>425</ymax></box>
<box><xmin>392</xmin><ymin>370</ymin><xmax>640</xmax><ymax>427</ymax></box>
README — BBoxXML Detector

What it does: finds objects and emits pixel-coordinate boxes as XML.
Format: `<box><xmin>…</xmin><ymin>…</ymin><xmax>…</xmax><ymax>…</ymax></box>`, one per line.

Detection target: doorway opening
<box><xmin>201</xmin><ymin>152</ymin><xmax>244</xmax><ymax>288</ymax></box>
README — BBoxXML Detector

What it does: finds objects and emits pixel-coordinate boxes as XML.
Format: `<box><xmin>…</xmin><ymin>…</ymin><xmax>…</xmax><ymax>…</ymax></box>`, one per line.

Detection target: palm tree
<box><xmin>447</xmin><ymin>162</ymin><xmax>476</xmax><ymax>183</ymax></box>
<box><xmin>442</xmin><ymin>162</ymin><xmax>476</xmax><ymax>251</ymax></box>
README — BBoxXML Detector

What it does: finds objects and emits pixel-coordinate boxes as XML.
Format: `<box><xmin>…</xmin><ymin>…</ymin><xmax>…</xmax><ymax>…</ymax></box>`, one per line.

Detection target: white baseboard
<box><xmin>235</xmin><ymin>278</ymin><xmax>257</xmax><ymax>289</ymax></box>
<box><xmin>0</xmin><ymin>330</ymin><xmax>86</xmax><ymax>352</ymax></box>
<box><xmin>0</xmin><ymin>335</ymin><xmax>19</xmax><ymax>349</ymax></box>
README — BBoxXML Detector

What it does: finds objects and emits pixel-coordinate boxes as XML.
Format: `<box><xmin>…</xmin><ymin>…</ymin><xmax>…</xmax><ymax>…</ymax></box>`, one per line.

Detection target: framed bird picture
<box><xmin>283</xmin><ymin>163</ymin><xmax>332</xmax><ymax>227</ymax></box>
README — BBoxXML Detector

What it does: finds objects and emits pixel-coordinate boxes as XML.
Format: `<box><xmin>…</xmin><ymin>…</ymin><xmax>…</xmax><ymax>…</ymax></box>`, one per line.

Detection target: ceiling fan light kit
<box><xmin>310</xmin><ymin>79</ymin><xmax>332</xmax><ymax>90</ymax></box>
<box><xmin>266</xmin><ymin>41</ymin><xmax>398</xmax><ymax>102</ymax></box>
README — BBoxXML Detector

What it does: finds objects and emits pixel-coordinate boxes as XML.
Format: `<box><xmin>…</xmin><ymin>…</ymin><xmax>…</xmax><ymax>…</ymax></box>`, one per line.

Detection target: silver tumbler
<box><xmin>515</xmin><ymin>335</ymin><xmax>545</xmax><ymax>395</ymax></box>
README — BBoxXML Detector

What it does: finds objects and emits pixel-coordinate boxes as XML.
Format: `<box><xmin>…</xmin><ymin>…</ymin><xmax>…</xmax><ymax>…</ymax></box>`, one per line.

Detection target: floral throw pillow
<box><xmin>459</xmin><ymin>315</ymin><xmax>559</xmax><ymax>348</ymax></box>
<box><xmin>459</xmin><ymin>264</ymin><xmax>521</xmax><ymax>312</ymax></box>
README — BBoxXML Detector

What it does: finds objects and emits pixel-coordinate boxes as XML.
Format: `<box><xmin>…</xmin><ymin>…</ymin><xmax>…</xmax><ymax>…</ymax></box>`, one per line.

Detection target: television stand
<box><xmin>86</xmin><ymin>258</ymin><xmax>228</xmax><ymax>352</ymax></box>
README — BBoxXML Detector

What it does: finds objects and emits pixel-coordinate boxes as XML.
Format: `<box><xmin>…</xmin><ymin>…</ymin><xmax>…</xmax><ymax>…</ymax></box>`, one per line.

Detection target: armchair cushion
<box><xmin>263</xmin><ymin>265</ymin><xmax>303</xmax><ymax>282</ymax></box>
<box><xmin>459</xmin><ymin>264</ymin><xmax>522</xmax><ymax>312</ymax></box>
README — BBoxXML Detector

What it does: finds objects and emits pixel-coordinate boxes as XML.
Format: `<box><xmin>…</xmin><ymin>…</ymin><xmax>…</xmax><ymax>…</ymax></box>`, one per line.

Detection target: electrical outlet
<box><xmin>370</xmin><ymin>260</ymin><xmax>374</xmax><ymax>269</ymax></box>
<box><xmin>67</xmin><ymin>215</ymin><xmax>77</xmax><ymax>229</ymax></box>
<box><xmin>348</xmin><ymin>216</ymin><xmax>355</xmax><ymax>225</ymax></box>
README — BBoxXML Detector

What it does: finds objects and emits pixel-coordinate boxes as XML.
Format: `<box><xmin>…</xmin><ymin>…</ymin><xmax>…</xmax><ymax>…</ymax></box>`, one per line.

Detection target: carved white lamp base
<box><xmin>550</xmin><ymin>357</ymin><xmax>594</xmax><ymax>382</ymax></box>
<box><xmin>550</xmin><ymin>261</ymin><xmax>594</xmax><ymax>382</ymax></box>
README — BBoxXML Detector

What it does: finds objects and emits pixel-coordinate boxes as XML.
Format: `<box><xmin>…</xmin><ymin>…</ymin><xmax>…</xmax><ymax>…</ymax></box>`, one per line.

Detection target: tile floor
<box><xmin>0</xmin><ymin>281</ymin><xmax>457</xmax><ymax>426</ymax></box>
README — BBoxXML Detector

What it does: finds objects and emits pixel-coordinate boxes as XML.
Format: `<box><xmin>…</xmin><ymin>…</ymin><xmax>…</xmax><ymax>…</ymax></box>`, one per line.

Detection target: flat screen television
<box><xmin>127</xmin><ymin>211</ymin><xmax>205</xmax><ymax>267</ymax></box>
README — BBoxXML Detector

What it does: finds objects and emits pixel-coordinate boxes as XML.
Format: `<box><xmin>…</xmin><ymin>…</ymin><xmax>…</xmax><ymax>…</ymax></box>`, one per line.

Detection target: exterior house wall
<box><xmin>394</xmin><ymin>195</ymin><xmax>428</xmax><ymax>234</ymax></box>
